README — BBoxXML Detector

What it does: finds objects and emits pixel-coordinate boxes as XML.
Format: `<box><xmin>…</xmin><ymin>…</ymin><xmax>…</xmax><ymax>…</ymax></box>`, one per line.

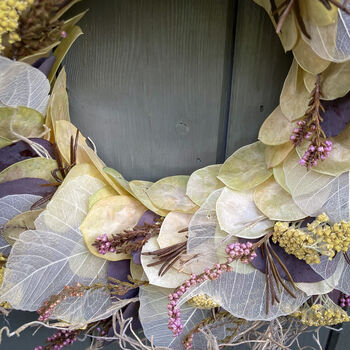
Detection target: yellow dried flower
<box><xmin>273</xmin><ymin>214</ymin><xmax>350</xmax><ymax>264</ymax></box>
<box><xmin>0</xmin><ymin>0</ymin><xmax>33</xmax><ymax>52</ymax></box>
<box><xmin>187</xmin><ymin>294</ymin><xmax>220</xmax><ymax>309</ymax></box>
<box><xmin>292</xmin><ymin>295</ymin><xmax>350</xmax><ymax>327</ymax></box>
<box><xmin>0</xmin><ymin>254</ymin><xmax>10</xmax><ymax>309</ymax></box>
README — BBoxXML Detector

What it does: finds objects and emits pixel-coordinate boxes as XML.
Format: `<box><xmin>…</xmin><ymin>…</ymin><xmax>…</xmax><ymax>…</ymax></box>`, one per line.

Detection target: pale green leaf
<box><xmin>80</xmin><ymin>195</ymin><xmax>146</xmax><ymax>261</ymax></box>
<box><xmin>146</xmin><ymin>175</ymin><xmax>198</xmax><ymax>213</ymax></box>
<box><xmin>157</xmin><ymin>212</ymin><xmax>192</xmax><ymax>249</ymax></box>
<box><xmin>3</xmin><ymin>209</ymin><xmax>43</xmax><ymax>246</ymax></box>
<box><xmin>0</xmin><ymin>106</ymin><xmax>45</xmax><ymax>141</ymax></box>
<box><xmin>218</xmin><ymin>141</ymin><xmax>272</xmax><ymax>191</ymax></box>
<box><xmin>48</xmin><ymin>26</ymin><xmax>83</xmax><ymax>84</ymax></box>
<box><xmin>103</xmin><ymin>167</ymin><xmax>132</xmax><ymax>195</ymax></box>
<box><xmin>0</xmin><ymin>136</ymin><xmax>12</xmax><ymax>148</ymax></box>
<box><xmin>88</xmin><ymin>185</ymin><xmax>117</xmax><ymax>209</ymax></box>
<box><xmin>0</xmin><ymin>175</ymin><xmax>117</xmax><ymax>326</ymax></box>
<box><xmin>19</xmin><ymin>42</ymin><xmax>60</xmax><ymax>65</ymax></box>
<box><xmin>297</xmin><ymin>124</ymin><xmax>350</xmax><ymax>177</ymax></box>
<box><xmin>253</xmin><ymin>177</ymin><xmax>307</xmax><ymax>221</ymax></box>
<box><xmin>0</xmin><ymin>194</ymin><xmax>42</xmax><ymax>254</ymax></box>
<box><xmin>141</xmin><ymin>236</ymin><xmax>189</xmax><ymax>288</ymax></box>
<box><xmin>283</xmin><ymin>150</ymin><xmax>348</xmax><ymax>222</ymax></box>
<box><xmin>217</xmin><ymin>187</ymin><xmax>273</xmax><ymax>238</ymax></box>
<box><xmin>186</xmin><ymin>164</ymin><xmax>223</xmax><ymax>206</ymax></box>
<box><xmin>129</xmin><ymin>180</ymin><xmax>168</xmax><ymax>216</ymax></box>
<box><xmin>293</xmin><ymin>37</ymin><xmax>330</xmax><ymax>75</ymax></box>
<box><xmin>280</xmin><ymin>60</ymin><xmax>310</xmax><ymax>121</ymax></box>
<box><xmin>258</xmin><ymin>106</ymin><xmax>295</xmax><ymax>146</ymax></box>
<box><xmin>0</xmin><ymin>158</ymin><xmax>58</xmax><ymax>184</ymax></box>
<box><xmin>264</xmin><ymin>142</ymin><xmax>293</xmax><ymax>168</ymax></box>
<box><xmin>303</xmin><ymin>61</ymin><xmax>350</xmax><ymax>99</ymax></box>
<box><xmin>273</xmin><ymin>163</ymin><xmax>290</xmax><ymax>194</ymax></box>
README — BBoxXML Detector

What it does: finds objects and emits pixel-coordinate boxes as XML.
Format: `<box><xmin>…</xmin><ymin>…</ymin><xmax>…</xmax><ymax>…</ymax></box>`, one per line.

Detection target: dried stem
<box><xmin>261</xmin><ymin>240</ymin><xmax>297</xmax><ymax>315</ymax></box>
<box><xmin>143</xmin><ymin>241</ymin><xmax>187</xmax><ymax>277</ymax></box>
<box><xmin>327</xmin><ymin>0</ymin><xmax>350</xmax><ymax>15</ymax></box>
<box><xmin>276</xmin><ymin>0</ymin><xmax>295</xmax><ymax>34</ymax></box>
<box><xmin>30</xmin><ymin>129</ymin><xmax>80</xmax><ymax>210</ymax></box>
<box><xmin>291</xmin><ymin>74</ymin><xmax>332</xmax><ymax>169</ymax></box>
<box><xmin>93</xmin><ymin>221</ymin><xmax>161</xmax><ymax>256</ymax></box>
<box><xmin>37</xmin><ymin>278</ymin><xmax>147</xmax><ymax>321</ymax></box>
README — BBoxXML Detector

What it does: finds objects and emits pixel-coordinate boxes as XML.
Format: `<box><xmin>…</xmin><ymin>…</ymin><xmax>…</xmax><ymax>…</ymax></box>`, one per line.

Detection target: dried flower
<box><xmin>7</xmin><ymin>0</ymin><xmax>66</xmax><ymax>59</ymax></box>
<box><xmin>31</xmin><ymin>130</ymin><xmax>79</xmax><ymax>210</ymax></box>
<box><xmin>0</xmin><ymin>255</ymin><xmax>11</xmax><ymax>309</ymax></box>
<box><xmin>187</xmin><ymin>294</ymin><xmax>220</xmax><ymax>309</ymax></box>
<box><xmin>34</xmin><ymin>329</ymin><xmax>80</xmax><ymax>350</ymax></box>
<box><xmin>290</xmin><ymin>75</ymin><xmax>332</xmax><ymax>169</ymax></box>
<box><xmin>0</xmin><ymin>0</ymin><xmax>34</xmax><ymax>53</ymax></box>
<box><xmin>293</xmin><ymin>295</ymin><xmax>349</xmax><ymax>326</ymax></box>
<box><xmin>92</xmin><ymin>221</ymin><xmax>161</xmax><ymax>256</ymax></box>
<box><xmin>273</xmin><ymin>214</ymin><xmax>350</xmax><ymax>264</ymax></box>
<box><xmin>167</xmin><ymin>241</ymin><xmax>257</xmax><ymax>338</ymax></box>
<box><xmin>37</xmin><ymin>278</ymin><xmax>146</xmax><ymax>322</ymax></box>
<box><xmin>340</xmin><ymin>294</ymin><xmax>350</xmax><ymax>308</ymax></box>
<box><xmin>183</xmin><ymin>310</ymin><xmax>245</xmax><ymax>350</ymax></box>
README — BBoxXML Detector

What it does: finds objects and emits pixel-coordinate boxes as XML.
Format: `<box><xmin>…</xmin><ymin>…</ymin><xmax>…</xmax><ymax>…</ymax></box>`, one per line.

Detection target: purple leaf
<box><xmin>0</xmin><ymin>138</ymin><xmax>55</xmax><ymax>172</ymax></box>
<box><xmin>137</xmin><ymin>210</ymin><xmax>160</xmax><ymax>226</ymax></box>
<box><xmin>328</xmin><ymin>289</ymin><xmax>342</xmax><ymax>304</ymax></box>
<box><xmin>131</xmin><ymin>250</ymin><xmax>141</xmax><ymax>265</ymax></box>
<box><xmin>132</xmin><ymin>210</ymin><xmax>160</xmax><ymax>265</ymax></box>
<box><xmin>321</xmin><ymin>92</ymin><xmax>350</xmax><ymax>137</ymax></box>
<box><xmin>0</xmin><ymin>178</ymin><xmax>55</xmax><ymax>199</ymax></box>
<box><xmin>107</xmin><ymin>260</ymin><xmax>138</xmax><ymax>300</ymax></box>
<box><xmin>239</xmin><ymin>238</ymin><xmax>324</xmax><ymax>283</ymax></box>
<box><xmin>32</xmin><ymin>56</ymin><xmax>56</xmax><ymax>77</ymax></box>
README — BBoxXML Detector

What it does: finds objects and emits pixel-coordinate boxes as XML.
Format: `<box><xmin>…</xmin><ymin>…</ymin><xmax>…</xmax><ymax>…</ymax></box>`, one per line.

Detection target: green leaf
<box><xmin>254</xmin><ymin>177</ymin><xmax>306</xmax><ymax>221</ymax></box>
<box><xmin>50</xmin><ymin>0</ymin><xmax>83</xmax><ymax>23</ymax></box>
<box><xmin>218</xmin><ymin>141</ymin><xmax>272</xmax><ymax>191</ymax></box>
<box><xmin>19</xmin><ymin>41</ymin><xmax>60</xmax><ymax>65</ymax></box>
<box><xmin>0</xmin><ymin>158</ymin><xmax>58</xmax><ymax>184</ymax></box>
<box><xmin>3</xmin><ymin>209</ymin><xmax>43</xmax><ymax>246</ymax></box>
<box><xmin>62</xmin><ymin>9</ymin><xmax>89</xmax><ymax>32</ymax></box>
<box><xmin>146</xmin><ymin>175</ymin><xmax>198</xmax><ymax>213</ymax></box>
<box><xmin>0</xmin><ymin>106</ymin><xmax>45</xmax><ymax>141</ymax></box>
<box><xmin>48</xmin><ymin>26</ymin><xmax>83</xmax><ymax>84</ymax></box>
<box><xmin>0</xmin><ymin>137</ymin><xmax>12</xmax><ymax>149</ymax></box>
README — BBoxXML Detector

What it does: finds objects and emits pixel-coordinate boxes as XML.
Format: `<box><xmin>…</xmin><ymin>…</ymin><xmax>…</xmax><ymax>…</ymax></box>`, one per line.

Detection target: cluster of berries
<box><xmin>299</xmin><ymin>140</ymin><xmax>332</xmax><ymax>168</ymax></box>
<box><xmin>94</xmin><ymin>233</ymin><xmax>116</xmax><ymax>255</ymax></box>
<box><xmin>290</xmin><ymin>119</ymin><xmax>333</xmax><ymax>169</ymax></box>
<box><xmin>37</xmin><ymin>284</ymin><xmax>84</xmax><ymax>322</ymax></box>
<box><xmin>340</xmin><ymin>294</ymin><xmax>350</xmax><ymax>308</ymax></box>
<box><xmin>34</xmin><ymin>330</ymin><xmax>79</xmax><ymax>350</ymax></box>
<box><xmin>168</xmin><ymin>241</ymin><xmax>257</xmax><ymax>349</ymax></box>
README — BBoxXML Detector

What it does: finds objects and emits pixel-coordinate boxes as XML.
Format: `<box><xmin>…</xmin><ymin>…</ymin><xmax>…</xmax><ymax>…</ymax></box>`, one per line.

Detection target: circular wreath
<box><xmin>0</xmin><ymin>1</ymin><xmax>350</xmax><ymax>350</ymax></box>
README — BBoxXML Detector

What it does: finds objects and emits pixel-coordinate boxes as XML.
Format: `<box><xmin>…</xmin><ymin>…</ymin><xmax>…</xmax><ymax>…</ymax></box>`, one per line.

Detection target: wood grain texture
<box><xmin>63</xmin><ymin>0</ymin><xmax>234</xmax><ymax>181</ymax></box>
<box><xmin>225</xmin><ymin>0</ymin><xmax>292</xmax><ymax>157</ymax></box>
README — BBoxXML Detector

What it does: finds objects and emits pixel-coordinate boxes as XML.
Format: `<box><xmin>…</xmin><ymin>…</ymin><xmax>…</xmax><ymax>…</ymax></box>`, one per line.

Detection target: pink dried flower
<box><xmin>167</xmin><ymin>241</ymin><xmax>257</xmax><ymax>342</ymax></box>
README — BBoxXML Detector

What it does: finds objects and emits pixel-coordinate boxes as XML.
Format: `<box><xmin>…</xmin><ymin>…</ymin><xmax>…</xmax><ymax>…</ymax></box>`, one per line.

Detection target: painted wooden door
<box><xmin>3</xmin><ymin>0</ymin><xmax>342</xmax><ymax>349</ymax></box>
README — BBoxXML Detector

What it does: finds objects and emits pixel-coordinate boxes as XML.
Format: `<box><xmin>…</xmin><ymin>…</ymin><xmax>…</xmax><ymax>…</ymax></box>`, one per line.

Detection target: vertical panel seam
<box><xmin>217</xmin><ymin>0</ymin><xmax>239</xmax><ymax>163</ymax></box>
